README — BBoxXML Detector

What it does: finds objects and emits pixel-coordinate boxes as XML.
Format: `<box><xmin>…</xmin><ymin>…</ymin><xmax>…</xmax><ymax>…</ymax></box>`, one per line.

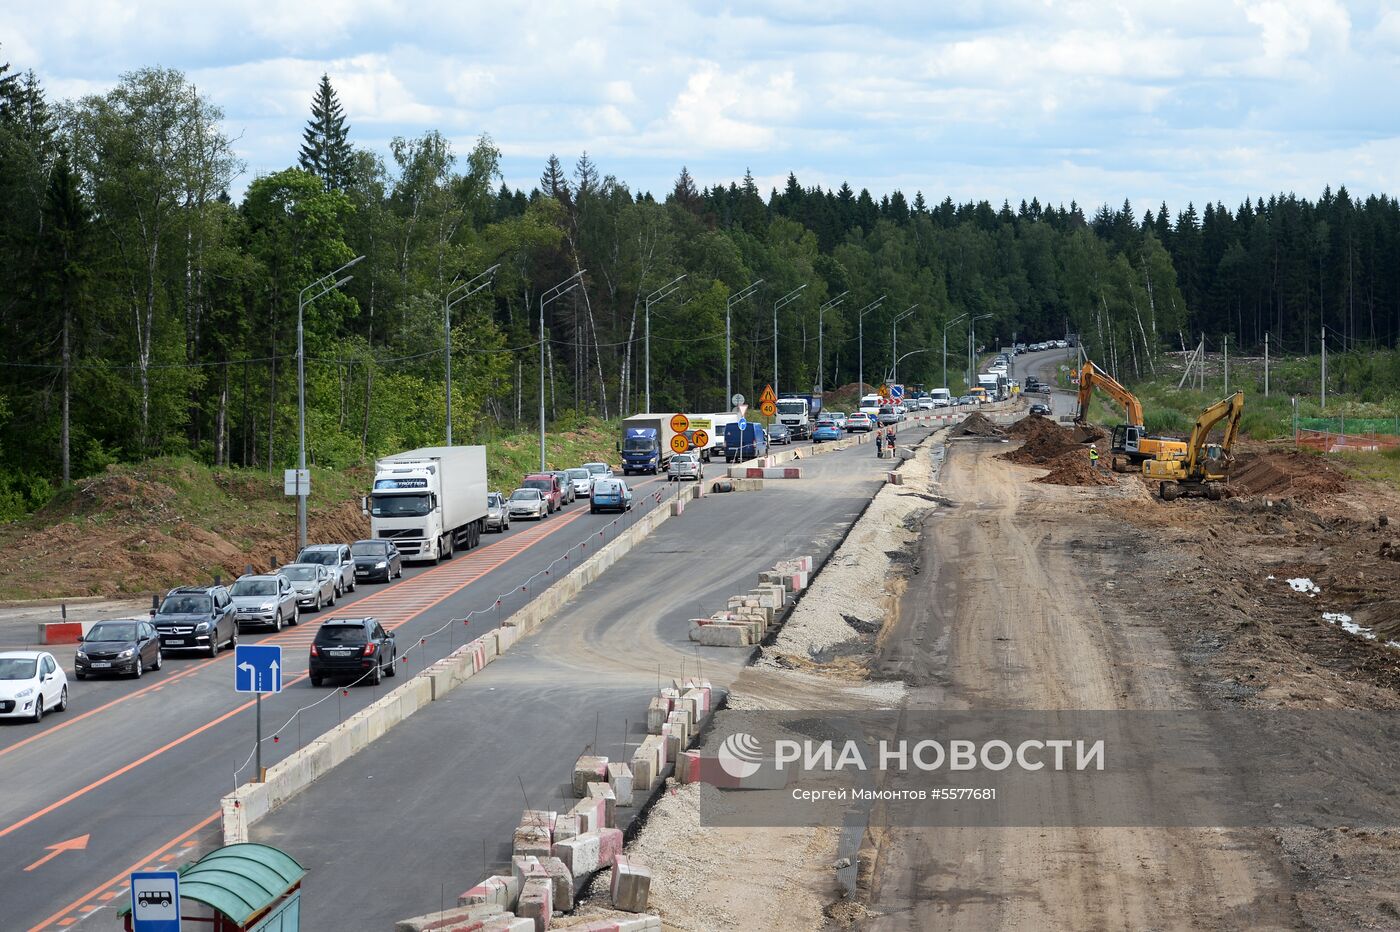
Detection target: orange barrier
<box><xmin>1296</xmin><ymin>429</ymin><xmax>1400</xmax><ymax>453</ymax></box>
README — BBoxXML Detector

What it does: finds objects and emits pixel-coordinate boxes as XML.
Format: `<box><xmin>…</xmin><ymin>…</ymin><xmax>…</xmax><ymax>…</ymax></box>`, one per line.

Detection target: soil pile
<box><xmin>1229</xmin><ymin>451</ymin><xmax>1348</xmax><ymax>502</ymax></box>
<box><xmin>1002</xmin><ymin>416</ymin><xmax>1084</xmax><ymax>465</ymax></box>
<box><xmin>1071</xmin><ymin>424</ymin><xmax>1107</xmax><ymax>444</ymax></box>
<box><xmin>950</xmin><ymin>412</ymin><xmax>1005</xmax><ymax>438</ymax></box>
<box><xmin>1033</xmin><ymin>450</ymin><xmax>1117</xmax><ymax>486</ymax></box>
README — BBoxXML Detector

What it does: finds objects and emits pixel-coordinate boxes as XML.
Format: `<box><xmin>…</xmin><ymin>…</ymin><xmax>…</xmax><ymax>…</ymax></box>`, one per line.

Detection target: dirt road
<box><xmin>863</xmin><ymin>440</ymin><xmax>1301</xmax><ymax>930</ymax></box>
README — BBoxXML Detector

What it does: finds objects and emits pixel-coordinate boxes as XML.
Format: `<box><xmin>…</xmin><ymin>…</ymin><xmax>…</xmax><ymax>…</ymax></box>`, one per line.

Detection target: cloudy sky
<box><xmin>5</xmin><ymin>0</ymin><xmax>1399</xmax><ymax>212</ymax></box>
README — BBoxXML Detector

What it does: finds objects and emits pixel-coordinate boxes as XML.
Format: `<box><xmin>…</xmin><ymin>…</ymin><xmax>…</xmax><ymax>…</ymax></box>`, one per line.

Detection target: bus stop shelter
<box><xmin>121</xmin><ymin>843</ymin><xmax>304</xmax><ymax>931</ymax></box>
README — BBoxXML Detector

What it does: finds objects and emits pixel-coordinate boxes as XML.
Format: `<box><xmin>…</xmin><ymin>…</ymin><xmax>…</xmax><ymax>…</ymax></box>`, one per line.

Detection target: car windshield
<box><xmin>298</xmin><ymin>550</ymin><xmax>338</xmax><ymax>565</ymax></box>
<box><xmin>522</xmin><ymin>478</ymin><xmax>552</xmax><ymax>492</ymax></box>
<box><xmin>370</xmin><ymin>493</ymin><xmax>431</xmax><ymax>517</ymax></box>
<box><xmin>622</xmin><ymin>437</ymin><xmax>654</xmax><ymax>453</ymax></box>
<box><xmin>231</xmin><ymin>579</ymin><xmax>277</xmax><ymax>596</ymax></box>
<box><xmin>0</xmin><ymin>658</ymin><xmax>37</xmax><ymax>680</ymax></box>
<box><xmin>488</xmin><ymin>493</ymin><xmax>503</xmax><ymax>506</ymax></box>
<box><xmin>511</xmin><ymin>489</ymin><xmax>540</xmax><ymax>501</ymax></box>
<box><xmin>159</xmin><ymin>594</ymin><xmax>210</xmax><ymax>615</ymax></box>
<box><xmin>315</xmin><ymin>626</ymin><xmax>366</xmax><ymax>644</ymax></box>
<box><xmin>567</xmin><ymin>468</ymin><xmax>590</xmax><ymax>480</ymax></box>
<box><xmin>776</xmin><ymin>401</ymin><xmax>805</xmax><ymax>415</ymax></box>
<box><xmin>673</xmin><ymin>455</ymin><xmax>695</xmax><ymax>464</ymax></box>
<box><xmin>585</xmin><ymin>463</ymin><xmax>609</xmax><ymax>474</ymax></box>
<box><xmin>351</xmin><ymin>542</ymin><xmax>385</xmax><ymax>556</ymax></box>
<box><xmin>281</xmin><ymin>566</ymin><xmax>319</xmax><ymax>581</ymax></box>
<box><xmin>87</xmin><ymin>623</ymin><xmax>138</xmax><ymax>641</ymax></box>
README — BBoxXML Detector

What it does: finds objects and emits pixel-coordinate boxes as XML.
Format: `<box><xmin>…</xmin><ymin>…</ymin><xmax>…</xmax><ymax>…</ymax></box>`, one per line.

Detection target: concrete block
<box><xmin>553</xmin><ymin>831</ymin><xmax>601</xmax><ymax>879</ymax></box>
<box><xmin>572</xmin><ymin>755</ymin><xmax>609</xmax><ymax>797</ymax></box>
<box><xmin>669</xmin><ymin>499</ymin><xmax>684</xmax><ymax>516</ymax></box>
<box><xmin>516</xmin><ymin>877</ymin><xmax>553</xmax><ymax>932</ymax></box>
<box><xmin>597</xmin><ymin>826</ymin><xmax>624</xmax><ymax>868</ymax></box>
<box><xmin>664</xmin><ymin>730</ymin><xmax>682</xmax><ymax>766</ymax></box>
<box><xmin>646</xmin><ymin>696</ymin><xmax>669</xmax><ymax>733</ymax></box>
<box><xmin>458</xmin><ymin>874</ymin><xmax>521</xmax><ymax>910</ymax></box>
<box><xmin>570</xmin><ymin>795</ymin><xmax>606</xmax><ymax>834</ymax></box>
<box><xmin>552</xmin><ymin>813</ymin><xmax>580</xmax><ymax>844</ymax></box>
<box><xmin>659</xmin><ymin>687</ymin><xmax>679</xmax><ymax>709</ymax></box>
<box><xmin>519</xmin><ymin>809</ymin><xmax>556</xmax><ymax>833</ymax></box>
<box><xmin>610</xmin><ymin>856</ymin><xmax>653</xmax><ymax>913</ymax></box>
<box><xmin>681</xmin><ymin>689</ymin><xmax>707</xmax><ymax>727</ymax></box>
<box><xmin>538</xmin><ymin>856</ymin><xmax>574</xmax><ymax>912</ymax></box>
<box><xmin>677</xmin><ymin>750</ymin><xmax>702</xmax><ymax>784</ymax></box>
<box><xmin>688</xmin><ymin>620</ymin><xmax>750</xmax><ymax>647</ymax></box>
<box><xmin>513</xmin><ymin>823</ymin><xmax>552</xmax><ymax>859</ymax></box>
<box><xmin>666</xmin><ymin>710</ymin><xmax>691</xmax><ymax>745</ymax></box>
<box><xmin>565</xmin><ymin>917</ymin><xmax>663</xmax><ymax>932</ymax></box>
<box><xmin>632</xmin><ymin>735</ymin><xmax>665</xmax><ymax>791</ymax></box>
<box><xmin>587</xmin><ymin>781</ymin><xmax>616</xmax><ymax>827</ymax></box>
<box><xmin>888</xmin><ymin>471</ymin><xmax>903</xmax><ymax>485</ymax></box>
<box><xmin>607</xmin><ymin>761</ymin><xmax>634</xmax><ymax>806</ymax></box>
<box><xmin>512</xmin><ymin>856</ymin><xmax>544</xmax><ymax>889</ymax></box>
<box><xmin>394</xmin><ymin>900</ymin><xmax>506</xmax><ymax>931</ymax></box>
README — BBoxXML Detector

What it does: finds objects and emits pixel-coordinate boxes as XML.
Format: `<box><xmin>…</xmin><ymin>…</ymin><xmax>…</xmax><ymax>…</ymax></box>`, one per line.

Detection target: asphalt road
<box><xmin>247</xmin><ymin>425</ymin><xmax>939</xmax><ymax>929</ymax></box>
<box><xmin>0</xmin><ymin>426</ymin><xmax>881</xmax><ymax>932</ymax></box>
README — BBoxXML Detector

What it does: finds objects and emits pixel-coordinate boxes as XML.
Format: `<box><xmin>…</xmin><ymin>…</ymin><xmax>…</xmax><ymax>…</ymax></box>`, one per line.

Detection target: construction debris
<box><xmin>1033</xmin><ymin>450</ymin><xmax>1118</xmax><ymax>487</ymax></box>
<box><xmin>949</xmin><ymin>411</ymin><xmax>1005</xmax><ymax>437</ymax></box>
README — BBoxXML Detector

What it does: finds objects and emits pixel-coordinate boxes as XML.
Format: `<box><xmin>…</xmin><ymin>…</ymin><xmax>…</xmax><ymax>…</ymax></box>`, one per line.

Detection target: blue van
<box><xmin>723</xmin><ymin>422</ymin><xmax>769</xmax><ymax>463</ymax></box>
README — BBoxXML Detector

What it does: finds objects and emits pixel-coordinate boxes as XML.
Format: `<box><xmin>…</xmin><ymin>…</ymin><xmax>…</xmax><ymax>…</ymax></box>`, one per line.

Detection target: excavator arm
<box><xmin>1183</xmin><ymin>391</ymin><xmax>1245</xmax><ymax>472</ymax></box>
<box><xmin>1075</xmin><ymin>361</ymin><xmax>1145</xmax><ymax>427</ymax></box>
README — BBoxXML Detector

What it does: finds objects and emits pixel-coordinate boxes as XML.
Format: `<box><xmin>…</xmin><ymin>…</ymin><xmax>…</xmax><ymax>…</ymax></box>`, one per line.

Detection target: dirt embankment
<box><xmin>999</xmin><ymin>415</ymin><xmax>1113</xmax><ymax>486</ymax></box>
<box><xmin>1228</xmin><ymin>448</ymin><xmax>1350</xmax><ymax>502</ymax></box>
<box><xmin>1</xmin><ymin>462</ymin><xmax>369</xmax><ymax>600</ymax></box>
<box><xmin>949</xmin><ymin>411</ymin><xmax>1005</xmax><ymax>437</ymax></box>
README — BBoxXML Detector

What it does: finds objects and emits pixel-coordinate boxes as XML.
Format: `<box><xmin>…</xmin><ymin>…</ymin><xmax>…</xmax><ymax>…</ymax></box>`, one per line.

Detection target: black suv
<box><xmin>309</xmin><ymin>617</ymin><xmax>397</xmax><ymax>686</ymax></box>
<box><xmin>152</xmin><ymin>585</ymin><xmax>237</xmax><ymax>657</ymax></box>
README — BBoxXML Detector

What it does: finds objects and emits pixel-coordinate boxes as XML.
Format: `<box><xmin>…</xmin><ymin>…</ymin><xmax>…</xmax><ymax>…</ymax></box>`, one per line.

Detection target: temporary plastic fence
<box><xmin>1296</xmin><ymin>428</ymin><xmax>1400</xmax><ymax>453</ymax></box>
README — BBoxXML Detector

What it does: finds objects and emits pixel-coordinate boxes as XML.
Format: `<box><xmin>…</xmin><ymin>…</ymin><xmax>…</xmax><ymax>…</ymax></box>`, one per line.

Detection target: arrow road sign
<box><xmin>737</xmin><ymin>417</ymin><xmax>748</xmax><ymax>431</ymax></box>
<box><xmin>25</xmin><ymin>834</ymin><xmax>89</xmax><ymax>872</ymax></box>
<box><xmin>130</xmin><ymin>870</ymin><xmax>180</xmax><ymax>932</ymax></box>
<box><xmin>234</xmin><ymin>644</ymin><xmax>282</xmax><ymax>694</ymax></box>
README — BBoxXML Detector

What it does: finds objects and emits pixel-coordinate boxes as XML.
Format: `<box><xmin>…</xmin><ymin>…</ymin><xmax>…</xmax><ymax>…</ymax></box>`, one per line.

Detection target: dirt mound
<box><xmin>1033</xmin><ymin>450</ymin><xmax>1118</xmax><ymax>487</ymax></box>
<box><xmin>1071</xmin><ymin>424</ymin><xmax>1107</xmax><ymax>444</ymax></box>
<box><xmin>951</xmin><ymin>412</ymin><xmax>1005</xmax><ymax>438</ymax></box>
<box><xmin>1002</xmin><ymin>416</ymin><xmax>1085</xmax><ymax>465</ymax></box>
<box><xmin>1229</xmin><ymin>451</ymin><xmax>1349</xmax><ymax>502</ymax></box>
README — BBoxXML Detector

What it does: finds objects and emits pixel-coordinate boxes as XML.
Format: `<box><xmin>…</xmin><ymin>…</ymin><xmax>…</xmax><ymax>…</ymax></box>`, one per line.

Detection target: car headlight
<box><xmin>15</xmin><ymin>687</ymin><xmax>33</xmax><ymax>698</ymax></box>
<box><xmin>260</xmin><ymin>602</ymin><xmax>276</xmax><ymax>611</ymax></box>
<box><xmin>196</xmin><ymin>622</ymin><xmax>210</xmax><ymax>632</ymax></box>
<box><xmin>117</xmin><ymin>649</ymin><xmax>134</xmax><ymax>659</ymax></box>
<box><xmin>76</xmin><ymin>650</ymin><xmax>87</xmax><ymax>660</ymax></box>
<box><xmin>374</xmin><ymin>561</ymin><xmax>387</xmax><ymax>569</ymax></box>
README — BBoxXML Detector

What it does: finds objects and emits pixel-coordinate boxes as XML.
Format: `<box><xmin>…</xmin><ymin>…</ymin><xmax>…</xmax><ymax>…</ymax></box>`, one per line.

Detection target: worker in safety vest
<box><xmin>1089</xmin><ymin>444</ymin><xmax>1101</xmax><ymax>471</ymax></box>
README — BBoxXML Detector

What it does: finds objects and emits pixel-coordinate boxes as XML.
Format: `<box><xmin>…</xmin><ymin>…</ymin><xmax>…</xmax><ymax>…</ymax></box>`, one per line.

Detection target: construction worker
<box><xmin>1089</xmin><ymin>443</ymin><xmax>1101</xmax><ymax>472</ymax></box>
<box><xmin>875</xmin><ymin>430</ymin><xmax>885</xmax><ymax>458</ymax></box>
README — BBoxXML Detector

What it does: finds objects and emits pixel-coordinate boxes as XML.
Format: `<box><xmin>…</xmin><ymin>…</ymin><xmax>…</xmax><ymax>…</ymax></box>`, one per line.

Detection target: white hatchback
<box><xmin>0</xmin><ymin>651</ymin><xmax>69</xmax><ymax>723</ymax></box>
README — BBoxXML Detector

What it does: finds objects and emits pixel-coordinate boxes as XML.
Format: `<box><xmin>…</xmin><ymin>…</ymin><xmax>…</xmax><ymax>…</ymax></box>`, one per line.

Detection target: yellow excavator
<box><xmin>1143</xmin><ymin>391</ymin><xmax>1245</xmax><ymax>501</ymax></box>
<box><xmin>1074</xmin><ymin>360</ymin><xmax>1187</xmax><ymax>471</ymax></box>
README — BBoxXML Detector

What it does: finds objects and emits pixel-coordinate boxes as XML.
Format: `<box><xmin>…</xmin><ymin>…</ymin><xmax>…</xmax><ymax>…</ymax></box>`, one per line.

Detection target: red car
<box><xmin>521</xmin><ymin>473</ymin><xmax>564</xmax><ymax>513</ymax></box>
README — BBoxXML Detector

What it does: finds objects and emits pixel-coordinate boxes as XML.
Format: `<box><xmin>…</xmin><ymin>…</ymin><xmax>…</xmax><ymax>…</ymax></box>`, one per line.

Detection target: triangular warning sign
<box><xmin>759</xmin><ymin>384</ymin><xmax>777</xmax><ymax>405</ymax></box>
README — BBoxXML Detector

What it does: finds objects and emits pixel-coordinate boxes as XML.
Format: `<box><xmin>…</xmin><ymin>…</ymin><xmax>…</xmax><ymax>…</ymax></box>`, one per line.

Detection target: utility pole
<box><xmin>772</xmin><ymin>285</ymin><xmax>807</xmax><ymax>399</ymax></box>
<box><xmin>725</xmin><ymin>280</ymin><xmax>763</xmax><ymax>408</ymax></box>
<box><xmin>1224</xmin><ymin>333</ymin><xmax>1229</xmax><ymax>395</ymax></box>
<box><xmin>942</xmin><ymin>313</ymin><xmax>968</xmax><ymax>391</ymax></box>
<box><xmin>644</xmin><ymin>274</ymin><xmax>686</xmax><ymax>413</ymax></box>
<box><xmin>1264</xmin><ymin>331</ymin><xmax>1270</xmax><ymax>397</ymax></box>
<box><xmin>816</xmin><ymin>292</ymin><xmax>848</xmax><ymax>392</ymax></box>
<box><xmin>444</xmin><ymin>265</ymin><xmax>498</xmax><ymax>445</ymax></box>
<box><xmin>1320</xmin><ymin>325</ymin><xmax>1327</xmax><ymax>409</ymax></box>
<box><xmin>539</xmin><ymin>271</ymin><xmax>586</xmax><ymax>470</ymax></box>
<box><xmin>891</xmin><ymin>305</ymin><xmax>917</xmax><ymax>383</ymax></box>
<box><xmin>856</xmin><ymin>296</ymin><xmax>886</xmax><ymax>394</ymax></box>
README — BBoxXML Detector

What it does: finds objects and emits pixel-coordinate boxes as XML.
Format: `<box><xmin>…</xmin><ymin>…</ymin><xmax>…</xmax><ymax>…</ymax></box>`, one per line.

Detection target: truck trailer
<box><xmin>368</xmin><ymin>446</ymin><xmax>488</xmax><ymax>563</ymax></box>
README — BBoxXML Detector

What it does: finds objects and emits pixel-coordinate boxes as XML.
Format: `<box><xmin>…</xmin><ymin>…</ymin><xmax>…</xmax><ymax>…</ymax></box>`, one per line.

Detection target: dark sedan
<box><xmin>768</xmin><ymin>422</ymin><xmax>792</xmax><ymax>445</ymax></box>
<box><xmin>75</xmin><ymin>619</ymin><xmax>163</xmax><ymax>679</ymax></box>
<box><xmin>351</xmin><ymin>539</ymin><xmax>403</xmax><ymax>583</ymax></box>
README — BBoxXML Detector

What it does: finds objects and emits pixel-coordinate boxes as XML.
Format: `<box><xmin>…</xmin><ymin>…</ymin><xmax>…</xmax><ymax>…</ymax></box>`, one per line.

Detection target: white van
<box><xmin>859</xmin><ymin>394</ymin><xmax>883</xmax><ymax>416</ymax></box>
<box><xmin>928</xmin><ymin>388</ymin><xmax>952</xmax><ymax>408</ymax></box>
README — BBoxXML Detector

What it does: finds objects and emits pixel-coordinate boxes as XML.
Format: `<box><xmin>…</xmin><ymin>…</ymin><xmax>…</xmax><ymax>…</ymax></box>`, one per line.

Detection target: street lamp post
<box><xmin>297</xmin><ymin>255</ymin><xmax>364</xmax><ymax>552</ymax></box>
<box><xmin>891</xmin><ymin>304</ymin><xmax>917</xmax><ymax>384</ymax></box>
<box><xmin>942</xmin><ymin>312</ymin><xmax>968</xmax><ymax>391</ymax></box>
<box><xmin>856</xmin><ymin>295</ymin><xmax>886</xmax><ymax>393</ymax></box>
<box><xmin>966</xmin><ymin>313</ymin><xmax>991</xmax><ymax>388</ymax></box>
<box><xmin>816</xmin><ymin>291</ymin><xmax>848</xmax><ymax>392</ymax></box>
<box><xmin>772</xmin><ymin>284</ymin><xmax>807</xmax><ymax>398</ymax></box>
<box><xmin>539</xmin><ymin>270</ymin><xmax>587</xmax><ymax>471</ymax></box>
<box><xmin>644</xmin><ymin>274</ymin><xmax>687</xmax><ymax>412</ymax></box>
<box><xmin>444</xmin><ymin>264</ymin><xmax>499</xmax><ymax>446</ymax></box>
<box><xmin>725</xmin><ymin>280</ymin><xmax>763</xmax><ymax>406</ymax></box>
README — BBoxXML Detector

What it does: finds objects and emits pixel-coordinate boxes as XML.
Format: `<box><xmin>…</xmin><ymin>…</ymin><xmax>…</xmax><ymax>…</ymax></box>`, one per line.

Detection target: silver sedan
<box><xmin>278</xmin><ymin>563</ymin><xmax>338</xmax><ymax>612</ymax></box>
<box><xmin>508</xmin><ymin>488</ymin><xmax>548</xmax><ymax>520</ymax></box>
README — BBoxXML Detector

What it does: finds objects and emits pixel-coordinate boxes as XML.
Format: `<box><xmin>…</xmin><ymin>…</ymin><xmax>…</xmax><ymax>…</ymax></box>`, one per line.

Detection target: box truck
<box><xmin>367</xmin><ymin>446</ymin><xmax>488</xmax><ymax>563</ymax></box>
<box><xmin>618</xmin><ymin>414</ymin><xmax>687</xmax><ymax>475</ymax></box>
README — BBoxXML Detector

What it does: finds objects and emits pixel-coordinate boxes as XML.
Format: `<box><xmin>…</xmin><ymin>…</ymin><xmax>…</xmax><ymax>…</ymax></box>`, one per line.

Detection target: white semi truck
<box><xmin>367</xmin><ymin>446</ymin><xmax>488</xmax><ymax>563</ymax></box>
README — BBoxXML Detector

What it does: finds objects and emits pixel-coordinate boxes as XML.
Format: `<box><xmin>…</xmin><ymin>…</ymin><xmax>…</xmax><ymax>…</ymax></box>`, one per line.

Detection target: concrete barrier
<box><xmin>566</xmin><ymin>918</ymin><xmax>662</xmax><ymax>932</ymax></box>
<box><xmin>727</xmin><ymin>466</ymin><xmax>801</xmax><ymax>479</ymax></box>
<box><xmin>458</xmin><ymin>875</ymin><xmax>520</xmax><ymax>910</ymax></box>
<box><xmin>37</xmin><ymin>620</ymin><xmax>99</xmax><ymax>645</ymax></box>
<box><xmin>610</xmin><ymin>856</ymin><xmax>653</xmax><ymax>913</ymax></box>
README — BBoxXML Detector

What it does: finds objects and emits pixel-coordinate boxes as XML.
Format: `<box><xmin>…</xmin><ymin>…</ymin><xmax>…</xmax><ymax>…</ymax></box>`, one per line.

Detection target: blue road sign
<box><xmin>235</xmin><ymin>644</ymin><xmax>283</xmax><ymax>694</ymax></box>
<box><xmin>890</xmin><ymin>384</ymin><xmax>905</xmax><ymax>400</ymax></box>
<box><xmin>737</xmin><ymin>417</ymin><xmax>748</xmax><ymax>431</ymax></box>
<box><xmin>130</xmin><ymin>870</ymin><xmax>180</xmax><ymax>932</ymax></box>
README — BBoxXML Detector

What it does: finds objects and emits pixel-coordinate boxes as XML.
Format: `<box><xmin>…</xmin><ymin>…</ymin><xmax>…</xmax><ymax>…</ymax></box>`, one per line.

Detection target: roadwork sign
<box><xmin>670</xmin><ymin>434</ymin><xmax>690</xmax><ymax>454</ymax></box>
<box><xmin>691</xmin><ymin>429</ymin><xmax>709</xmax><ymax>448</ymax></box>
<box><xmin>760</xmin><ymin>401</ymin><xmax>776</xmax><ymax>417</ymax></box>
<box><xmin>759</xmin><ymin>384</ymin><xmax>777</xmax><ymax>405</ymax></box>
<box><xmin>235</xmin><ymin>644</ymin><xmax>283</xmax><ymax>694</ymax></box>
<box><xmin>130</xmin><ymin>870</ymin><xmax>180</xmax><ymax>932</ymax></box>
<box><xmin>670</xmin><ymin>413</ymin><xmax>690</xmax><ymax>433</ymax></box>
